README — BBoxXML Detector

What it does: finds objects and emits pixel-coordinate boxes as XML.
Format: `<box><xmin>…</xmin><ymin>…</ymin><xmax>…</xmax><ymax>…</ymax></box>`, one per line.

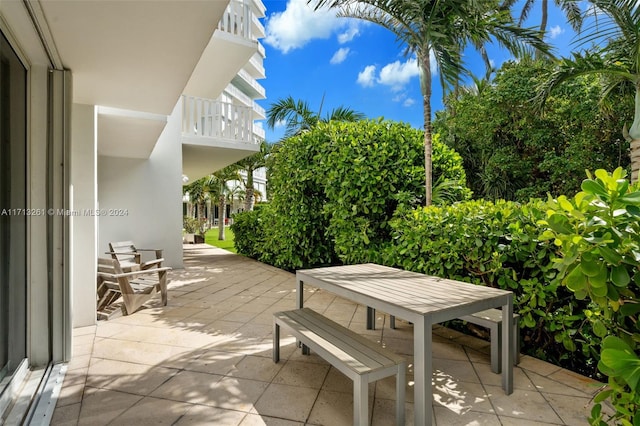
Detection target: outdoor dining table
<box><xmin>296</xmin><ymin>263</ymin><xmax>514</xmax><ymax>426</ymax></box>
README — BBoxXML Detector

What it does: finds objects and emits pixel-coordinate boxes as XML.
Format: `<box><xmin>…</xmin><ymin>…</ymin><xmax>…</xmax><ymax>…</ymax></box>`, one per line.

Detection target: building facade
<box><xmin>0</xmin><ymin>0</ymin><xmax>265</xmax><ymax>422</ymax></box>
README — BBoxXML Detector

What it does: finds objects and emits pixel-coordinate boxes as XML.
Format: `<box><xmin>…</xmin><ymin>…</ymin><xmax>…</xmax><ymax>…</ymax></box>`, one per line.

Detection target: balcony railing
<box><xmin>218</xmin><ymin>0</ymin><xmax>252</xmax><ymax>39</ymax></box>
<box><xmin>182</xmin><ymin>95</ymin><xmax>257</xmax><ymax>144</ymax></box>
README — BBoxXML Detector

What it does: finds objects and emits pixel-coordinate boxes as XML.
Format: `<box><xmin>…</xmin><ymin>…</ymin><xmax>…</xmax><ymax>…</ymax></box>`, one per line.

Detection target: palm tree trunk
<box><xmin>534</xmin><ymin>0</ymin><xmax>548</xmax><ymax>60</ymax></box>
<box><xmin>629</xmin><ymin>90</ymin><xmax>640</xmax><ymax>182</ymax></box>
<box><xmin>244</xmin><ymin>168</ymin><xmax>255</xmax><ymax>211</ymax></box>
<box><xmin>245</xmin><ymin>187</ymin><xmax>255</xmax><ymax>211</ymax></box>
<box><xmin>539</xmin><ymin>0</ymin><xmax>548</xmax><ymax>35</ymax></box>
<box><xmin>421</xmin><ymin>52</ymin><xmax>433</xmax><ymax>206</ymax></box>
<box><xmin>218</xmin><ymin>194</ymin><xmax>226</xmax><ymax>240</ymax></box>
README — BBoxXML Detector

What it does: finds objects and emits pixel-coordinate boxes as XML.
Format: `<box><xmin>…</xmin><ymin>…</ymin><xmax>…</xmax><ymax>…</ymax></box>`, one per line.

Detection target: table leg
<box><xmin>414</xmin><ymin>316</ymin><xmax>432</xmax><ymax>426</ymax></box>
<box><xmin>502</xmin><ymin>296</ymin><xmax>514</xmax><ymax>394</ymax></box>
<box><xmin>296</xmin><ymin>279</ymin><xmax>303</xmax><ymax>309</ymax></box>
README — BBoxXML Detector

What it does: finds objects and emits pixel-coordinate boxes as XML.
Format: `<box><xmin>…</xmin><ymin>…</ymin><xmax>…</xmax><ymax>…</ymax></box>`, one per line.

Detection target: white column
<box><xmin>70</xmin><ymin>103</ymin><xmax>98</xmax><ymax>327</ymax></box>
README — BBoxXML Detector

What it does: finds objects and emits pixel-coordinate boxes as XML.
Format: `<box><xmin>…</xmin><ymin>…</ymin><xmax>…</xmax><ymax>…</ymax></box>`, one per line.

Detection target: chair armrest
<box><xmin>136</xmin><ymin>248</ymin><xmax>164</xmax><ymax>260</ymax></box>
<box><xmin>98</xmin><ymin>266</ymin><xmax>172</xmax><ymax>280</ymax></box>
<box><xmin>141</xmin><ymin>258</ymin><xmax>165</xmax><ymax>269</ymax></box>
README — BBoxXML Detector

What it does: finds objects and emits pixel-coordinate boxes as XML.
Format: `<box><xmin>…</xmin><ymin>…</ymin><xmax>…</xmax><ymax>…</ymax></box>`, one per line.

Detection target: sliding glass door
<box><xmin>0</xmin><ymin>29</ymin><xmax>27</xmax><ymax>394</ymax></box>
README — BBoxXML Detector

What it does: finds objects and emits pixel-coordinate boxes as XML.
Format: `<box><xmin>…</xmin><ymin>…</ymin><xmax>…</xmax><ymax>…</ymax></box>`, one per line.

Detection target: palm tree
<box><xmin>206</xmin><ymin>165</ymin><xmax>241</xmax><ymax>241</ymax></box>
<box><xmin>234</xmin><ymin>141</ymin><xmax>270</xmax><ymax>211</ymax></box>
<box><xmin>537</xmin><ymin>0</ymin><xmax>640</xmax><ymax>181</ymax></box>
<box><xmin>266</xmin><ymin>95</ymin><xmax>365</xmax><ymax>138</ymax></box>
<box><xmin>312</xmin><ymin>0</ymin><xmax>551</xmax><ymax>205</ymax></box>
<box><xmin>508</xmin><ymin>0</ymin><xmax>582</xmax><ymax>39</ymax></box>
<box><xmin>183</xmin><ymin>178</ymin><xmax>208</xmax><ymax>224</ymax></box>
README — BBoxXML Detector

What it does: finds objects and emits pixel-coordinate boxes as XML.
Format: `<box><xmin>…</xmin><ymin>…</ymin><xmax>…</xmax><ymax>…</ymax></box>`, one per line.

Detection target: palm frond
<box><xmin>536</xmin><ymin>49</ymin><xmax>634</xmax><ymax>109</ymax></box>
<box><xmin>325</xmin><ymin>106</ymin><xmax>366</xmax><ymax>122</ymax></box>
<box><xmin>557</xmin><ymin>0</ymin><xmax>583</xmax><ymax>32</ymax></box>
<box><xmin>517</xmin><ymin>0</ymin><xmax>535</xmax><ymax>26</ymax></box>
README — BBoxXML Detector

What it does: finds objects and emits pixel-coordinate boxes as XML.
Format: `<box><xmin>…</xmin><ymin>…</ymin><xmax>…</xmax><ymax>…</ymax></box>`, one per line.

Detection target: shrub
<box><xmin>382</xmin><ymin>199</ymin><xmax>599</xmax><ymax>375</ymax></box>
<box><xmin>259</xmin><ymin>119</ymin><xmax>470</xmax><ymax>270</ymax></box>
<box><xmin>183</xmin><ymin>216</ymin><xmax>206</xmax><ymax>235</ymax></box>
<box><xmin>230</xmin><ymin>209</ymin><xmax>264</xmax><ymax>259</ymax></box>
<box><xmin>539</xmin><ymin>168</ymin><xmax>640</xmax><ymax>424</ymax></box>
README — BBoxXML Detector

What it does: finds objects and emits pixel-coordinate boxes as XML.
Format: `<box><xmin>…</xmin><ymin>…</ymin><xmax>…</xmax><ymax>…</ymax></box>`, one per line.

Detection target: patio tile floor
<box><xmin>51</xmin><ymin>244</ymin><xmax>605</xmax><ymax>425</ymax></box>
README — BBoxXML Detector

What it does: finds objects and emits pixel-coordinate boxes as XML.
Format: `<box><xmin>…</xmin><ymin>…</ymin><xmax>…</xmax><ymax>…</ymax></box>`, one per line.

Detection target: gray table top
<box><xmin>297</xmin><ymin>263</ymin><xmax>512</xmax><ymax>319</ymax></box>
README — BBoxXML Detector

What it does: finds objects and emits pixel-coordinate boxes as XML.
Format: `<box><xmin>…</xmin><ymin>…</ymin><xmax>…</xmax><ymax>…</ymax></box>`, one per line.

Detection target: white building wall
<box><xmin>70</xmin><ymin>104</ymin><xmax>98</xmax><ymax>327</ymax></box>
<box><xmin>98</xmin><ymin>99</ymin><xmax>184</xmax><ymax>269</ymax></box>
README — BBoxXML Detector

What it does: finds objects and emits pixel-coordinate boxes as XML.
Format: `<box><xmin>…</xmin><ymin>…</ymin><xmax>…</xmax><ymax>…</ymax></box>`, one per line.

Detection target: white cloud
<box><xmin>274</xmin><ymin>119</ymin><xmax>286</xmax><ymax>128</ymax></box>
<box><xmin>264</xmin><ymin>0</ymin><xmax>341</xmax><ymax>53</ymax></box>
<box><xmin>337</xmin><ymin>24</ymin><xmax>360</xmax><ymax>44</ymax></box>
<box><xmin>403</xmin><ymin>98</ymin><xmax>416</xmax><ymax>107</ymax></box>
<box><xmin>390</xmin><ymin>92</ymin><xmax>416</xmax><ymax>107</ymax></box>
<box><xmin>378</xmin><ymin>57</ymin><xmax>420</xmax><ymax>91</ymax></box>
<box><xmin>548</xmin><ymin>25</ymin><xmax>565</xmax><ymax>40</ymax></box>
<box><xmin>357</xmin><ymin>65</ymin><xmax>377</xmax><ymax>87</ymax></box>
<box><xmin>330</xmin><ymin>47</ymin><xmax>350</xmax><ymax>64</ymax></box>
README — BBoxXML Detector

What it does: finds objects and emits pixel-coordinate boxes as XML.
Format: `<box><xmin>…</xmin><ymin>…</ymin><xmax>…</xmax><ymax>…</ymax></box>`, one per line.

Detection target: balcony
<box><xmin>182</xmin><ymin>96</ymin><xmax>260</xmax><ymax>181</ymax></box>
<box><xmin>232</xmin><ymin>69</ymin><xmax>266</xmax><ymax>99</ymax></box>
<box><xmin>253</xmin><ymin>102</ymin><xmax>266</xmax><ymax>120</ymax></box>
<box><xmin>253</xmin><ymin>123</ymin><xmax>266</xmax><ymax>140</ymax></box>
<box><xmin>224</xmin><ymin>83</ymin><xmax>253</xmax><ymax>108</ymax></box>
<box><xmin>183</xmin><ymin>0</ymin><xmax>259</xmax><ymax>100</ymax></box>
<box><xmin>182</xmin><ymin>96</ymin><xmax>256</xmax><ymax>143</ymax></box>
<box><xmin>218</xmin><ymin>0</ymin><xmax>252</xmax><ymax>39</ymax></box>
<box><xmin>246</xmin><ymin>52</ymin><xmax>266</xmax><ymax>80</ymax></box>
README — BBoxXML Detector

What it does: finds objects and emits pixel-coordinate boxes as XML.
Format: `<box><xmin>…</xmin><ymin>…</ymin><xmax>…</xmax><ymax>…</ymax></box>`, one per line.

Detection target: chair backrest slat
<box><xmin>109</xmin><ymin>241</ymin><xmax>137</xmax><ymax>264</ymax></box>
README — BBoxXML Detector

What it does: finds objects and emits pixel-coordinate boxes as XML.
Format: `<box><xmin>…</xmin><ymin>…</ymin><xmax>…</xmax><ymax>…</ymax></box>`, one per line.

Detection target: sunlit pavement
<box><xmin>51</xmin><ymin>244</ymin><xmax>605</xmax><ymax>425</ymax></box>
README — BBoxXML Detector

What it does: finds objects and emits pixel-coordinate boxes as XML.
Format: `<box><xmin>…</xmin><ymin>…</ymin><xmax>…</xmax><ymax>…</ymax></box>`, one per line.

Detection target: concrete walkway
<box><xmin>51</xmin><ymin>245</ymin><xmax>604</xmax><ymax>425</ymax></box>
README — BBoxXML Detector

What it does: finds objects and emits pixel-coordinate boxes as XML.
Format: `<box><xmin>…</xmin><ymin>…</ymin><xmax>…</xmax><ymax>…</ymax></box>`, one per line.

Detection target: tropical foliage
<box><xmin>537</xmin><ymin>0</ymin><xmax>640</xmax><ymax>181</ymax></box>
<box><xmin>436</xmin><ymin>58</ymin><xmax>632</xmax><ymax>200</ymax></box>
<box><xmin>266</xmin><ymin>95</ymin><xmax>365</xmax><ymax>138</ymax></box>
<box><xmin>539</xmin><ymin>168</ymin><xmax>640</xmax><ymax>425</ymax></box>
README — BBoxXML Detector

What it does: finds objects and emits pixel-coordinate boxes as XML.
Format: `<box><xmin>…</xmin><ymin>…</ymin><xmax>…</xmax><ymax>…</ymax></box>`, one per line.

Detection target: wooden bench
<box><xmin>273</xmin><ymin>308</ymin><xmax>406</xmax><ymax>426</ymax></box>
<box><xmin>375</xmin><ymin>308</ymin><xmax>520</xmax><ymax>374</ymax></box>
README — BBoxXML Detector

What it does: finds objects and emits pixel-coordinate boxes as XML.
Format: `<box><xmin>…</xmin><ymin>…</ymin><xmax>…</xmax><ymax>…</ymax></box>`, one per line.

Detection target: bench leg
<box><xmin>490</xmin><ymin>316</ymin><xmax>520</xmax><ymax>374</ymax></box>
<box><xmin>490</xmin><ymin>322</ymin><xmax>501</xmax><ymax>374</ymax></box>
<box><xmin>273</xmin><ymin>322</ymin><xmax>280</xmax><ymax>363</ymax></box>
<box><xmin>397</xmin><ymin>363</ymin><xmax>406</xmax><ymax>426</ymax></box>
<box><xmin>354</xmin><ymin>377</ymin><xmax>368</xmax><ymax>426</ymax></box>
<box><xmin>515</xmin><ymin>320</ymin><xmax>521</xmax><ymax>365</ymax></box>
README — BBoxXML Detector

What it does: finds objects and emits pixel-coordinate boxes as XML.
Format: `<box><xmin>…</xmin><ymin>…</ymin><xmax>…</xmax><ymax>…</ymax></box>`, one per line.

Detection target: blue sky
<box><xmin>257</xmin><ymin>0</ymin><xmax>583</xmax><ymax>143</ymax></box>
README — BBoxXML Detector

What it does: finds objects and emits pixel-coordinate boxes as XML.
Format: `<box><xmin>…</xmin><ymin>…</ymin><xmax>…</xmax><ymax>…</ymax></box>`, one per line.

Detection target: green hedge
<box><xmin>230</xmin><ymin>209</ymin><xmax>263</xmax><ymax>259</ymax></box>
<box><xmin>382</xmin><ymin>198</ymin><xmax>602</xmax><ymax>376</ymax></box>
<box><xmin>252</xmin><ymin>119</ymin><xmax>470</xmax><ymax>271</ymax></box>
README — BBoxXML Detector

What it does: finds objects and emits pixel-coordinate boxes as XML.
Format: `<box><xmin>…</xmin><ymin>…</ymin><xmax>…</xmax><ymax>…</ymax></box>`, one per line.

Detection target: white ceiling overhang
<box><xmin>97</xmin><ymin>107</ymin><xmax>167</xmax><ymax>159</ymax></box>
<box><xmin>38</xmin><ymin>0</ymin><xmax>229</xmax><ymax>157</ymax></box>
<box><xmin>182</xmin><ymin>139</ymin><xmax>259</xmax><ymax>183</ymax></box>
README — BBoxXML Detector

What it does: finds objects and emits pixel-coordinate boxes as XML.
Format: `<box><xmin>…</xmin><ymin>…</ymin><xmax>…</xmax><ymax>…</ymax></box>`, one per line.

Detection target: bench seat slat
<box><xmin>283</xmin><ymin>309</ymin><xmax>402</xmax><ymax>372</ymax></box>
